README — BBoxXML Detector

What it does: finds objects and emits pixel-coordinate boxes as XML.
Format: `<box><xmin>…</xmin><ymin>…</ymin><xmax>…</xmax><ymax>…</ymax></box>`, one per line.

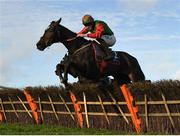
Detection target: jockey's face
<box><xmin>84</xmin><ymin>22</ymin><xmax>93</xmax><ymax>29</ymax></box>
<box><xmin>88</xmin><ymin>24</ymin><xmax>93</xmax><ymax>30</ymax></box>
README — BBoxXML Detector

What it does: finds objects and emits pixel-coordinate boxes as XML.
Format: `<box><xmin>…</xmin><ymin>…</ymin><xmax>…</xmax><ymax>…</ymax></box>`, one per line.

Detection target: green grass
<box><xmin>0</xmin><ymin>123</ymin><xmax>168</xmax><ymax>135</ymax></box>
<box><xmin>0</xmin><ymin>123</ymin><xmax>130</xmax><ymax>135</ymax></box>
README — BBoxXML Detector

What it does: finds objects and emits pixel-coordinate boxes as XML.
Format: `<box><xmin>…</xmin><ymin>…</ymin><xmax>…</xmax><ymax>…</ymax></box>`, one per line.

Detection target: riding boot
<box><xmin>97</xmin><ymin>39</ymin><xmax>112</xmax><ymax>60</ymax></box>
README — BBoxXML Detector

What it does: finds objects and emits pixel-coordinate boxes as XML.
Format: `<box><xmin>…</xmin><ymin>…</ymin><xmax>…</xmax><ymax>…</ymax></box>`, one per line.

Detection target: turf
<box><xmin>0</xmin><ymin>123</ymin><xmax>130</xmax><ymax>135</ymax></box>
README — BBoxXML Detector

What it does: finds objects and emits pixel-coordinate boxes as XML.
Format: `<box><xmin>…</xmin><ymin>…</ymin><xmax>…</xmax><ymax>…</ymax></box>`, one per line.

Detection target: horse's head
<box><xmin>36</xmin><ymin>18</ymin><xmax>62</xmax><ymax>51</ymax></box>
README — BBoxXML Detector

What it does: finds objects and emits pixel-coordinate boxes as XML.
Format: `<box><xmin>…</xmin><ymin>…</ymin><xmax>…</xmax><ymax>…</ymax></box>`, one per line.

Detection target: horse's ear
<box><xmin>57</xmin><ymin>18</ymin><xmax>62</xmax><ymax>24</ymax></box>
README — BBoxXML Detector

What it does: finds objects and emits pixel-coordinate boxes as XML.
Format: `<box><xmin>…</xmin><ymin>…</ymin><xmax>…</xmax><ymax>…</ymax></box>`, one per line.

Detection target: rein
<box><xmin>65</xmin><ymin>36</ymin><xmax>77</xmax><ymax>42</ymax></box>
<box><xmin>61</xmin><ymin>36</ymin><xmax>78</xmax><ymax>43</ymax></box>
<box><xmin>55</xmin><ymin>26</ymin><xmax>91</xmax><ymax>55</ymax></box>
<box><xmin>56</xmin><ymin>27</ymin><xmax>78</xmax><ymax>43</ymax></box>
<box><xmin>73</xmin><ymin>43</ymin><xmax>91</xmax><ymax>55</ymax></box>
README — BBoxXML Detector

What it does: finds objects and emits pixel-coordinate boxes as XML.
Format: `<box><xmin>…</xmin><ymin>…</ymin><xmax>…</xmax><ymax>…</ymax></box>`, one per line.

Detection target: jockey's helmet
<box><xmin>82</xmin><ymin>15</ymin><xmax>94</xmax><ymax>26</ymax></box>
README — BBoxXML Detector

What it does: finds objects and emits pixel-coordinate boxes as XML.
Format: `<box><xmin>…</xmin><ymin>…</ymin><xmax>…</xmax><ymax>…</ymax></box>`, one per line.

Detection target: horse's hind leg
<box><xmin>128</xmin><ymin>69</ymin><xmax>145</xmax><ymax>82</ymax></box>
<box><xmin>126</xmin><ymin>58</ymin><xmax>145</xmax><ymax>82</ymax></box>
<box><xmin>128</xmin><ymin>73</ymin><xmax>137</xmax><ymax>82</ymax></box>
<box><xmin>116</xmin><ymin>74</ymin><xmax>131</xmax><ymax>85</ymax></box>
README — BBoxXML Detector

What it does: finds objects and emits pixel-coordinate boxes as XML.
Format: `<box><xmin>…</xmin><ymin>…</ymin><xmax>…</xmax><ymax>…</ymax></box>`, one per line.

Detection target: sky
<box><xmin>0</xmin><ymin>0</ymin><xmax>180</xmax><ymax>88</ymax></box>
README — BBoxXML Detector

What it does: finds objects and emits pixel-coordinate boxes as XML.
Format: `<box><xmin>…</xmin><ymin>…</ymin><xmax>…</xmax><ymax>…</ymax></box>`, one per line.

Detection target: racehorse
<box><xmin>36</xmin><ymin>18</ymin><xmax>145</xmax><ymax>85</ymax></box>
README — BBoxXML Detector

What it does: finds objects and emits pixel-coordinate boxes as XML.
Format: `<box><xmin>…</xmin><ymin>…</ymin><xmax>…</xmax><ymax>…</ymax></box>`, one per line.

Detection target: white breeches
<box><xmin>101</xmin><ymin>35</ymin><xmax>116</xmax><ymax>47</ymax></box>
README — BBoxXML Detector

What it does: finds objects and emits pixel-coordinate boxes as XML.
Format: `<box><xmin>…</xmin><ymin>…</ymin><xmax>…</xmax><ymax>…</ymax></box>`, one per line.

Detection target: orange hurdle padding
<box><xmin>120</xmin><ymin>84</ymin><xmax>141</xmax><ymax>133</ymax></box>
<box><xmin>0</xmin><ymin>112</ymin><xmax>4</xmax><ymax>122</ymax></box>
<box><xmin>69</xmin><ymin>91</ymin><xmax>83</xmax><ymax>128</ymax></box>
<box><xmin>24</xmin><ymin>87</ymin><xmax>41</xmax><ymax>124</ymax></box>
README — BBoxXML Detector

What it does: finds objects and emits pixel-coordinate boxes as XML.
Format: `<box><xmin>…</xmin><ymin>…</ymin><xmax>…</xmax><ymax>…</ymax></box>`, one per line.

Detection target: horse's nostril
<box><xmin>36</xmin><ymin>42</ymin><xmax>41</xmax><ymax>48</ymax></box>
<box><xmin>36</xmin><ymin>44</ymin><xmax>40</xmax><ymax>49</ymax></box>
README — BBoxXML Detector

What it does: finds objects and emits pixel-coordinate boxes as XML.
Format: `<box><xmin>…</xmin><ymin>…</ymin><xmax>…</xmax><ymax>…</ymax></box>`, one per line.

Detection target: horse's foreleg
<box><xmin>62</xmin><ymin>61</ymin><xmax>71</xmax><ymax>85</ymax></box>
<box><xmin>55</xmin><ymin>63</ymin><xmax>68</xmax><ymax>84</ymax></box>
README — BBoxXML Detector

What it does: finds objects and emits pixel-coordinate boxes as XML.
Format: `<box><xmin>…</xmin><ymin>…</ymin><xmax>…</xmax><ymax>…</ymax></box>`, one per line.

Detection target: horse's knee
<box><xmin>55</xmin><ymin>64</ymin><xmax>63</xmax><ymax>76</ymax></box>
<box><xmin>55</xmin><ymin>64</ymin><xmax>60</xmax><ymax>76</ymax></box>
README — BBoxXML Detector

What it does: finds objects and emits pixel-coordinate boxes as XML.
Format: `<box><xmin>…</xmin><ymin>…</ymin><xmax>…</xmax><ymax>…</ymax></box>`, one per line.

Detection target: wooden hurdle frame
<box><xmin>0</xmin><ymin>86</ymin><xmax>180</xmax><ymax>133</ymax></box>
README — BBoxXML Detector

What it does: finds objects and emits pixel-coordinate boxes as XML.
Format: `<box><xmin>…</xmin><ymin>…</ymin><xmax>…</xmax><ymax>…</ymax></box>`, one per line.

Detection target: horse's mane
<box><xmin>59</xmin><ymin>24</ymin><xmax>90</xmax><ymax>45</ymax></box>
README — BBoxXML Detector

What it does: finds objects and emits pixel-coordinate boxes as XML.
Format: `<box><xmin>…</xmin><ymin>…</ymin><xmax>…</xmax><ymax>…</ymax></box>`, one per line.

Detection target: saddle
<box><xmin>91</xmin><ymin>41</ymin><xmax>115</xmax><ymax>61</ymax></box>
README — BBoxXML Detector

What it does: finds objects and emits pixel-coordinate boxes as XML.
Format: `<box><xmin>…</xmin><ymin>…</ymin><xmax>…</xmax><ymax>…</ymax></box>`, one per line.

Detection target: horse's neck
<box><xmin>58</xmin><ymin>25</ymin><xmax>89</xmax><ymax>54</ymax></box>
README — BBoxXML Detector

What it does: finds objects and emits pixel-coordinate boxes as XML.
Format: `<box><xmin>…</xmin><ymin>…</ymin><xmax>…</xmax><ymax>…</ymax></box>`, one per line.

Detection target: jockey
<box><xmin>77</xmin><ymin>14</ymin><xmax>116</xmax><ymax>60</ymax></box>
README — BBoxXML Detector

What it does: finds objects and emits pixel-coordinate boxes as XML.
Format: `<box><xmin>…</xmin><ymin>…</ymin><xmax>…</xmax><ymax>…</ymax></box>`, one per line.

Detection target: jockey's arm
<box><xmin>77</xmin><ymin>26</ymin><xmax>89</xmax><ymax>34</ymax></box>
<box><xmin>87</xmin><ymin>23</ymin><xmax>104</xmax><ymax>39</ymax></box>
